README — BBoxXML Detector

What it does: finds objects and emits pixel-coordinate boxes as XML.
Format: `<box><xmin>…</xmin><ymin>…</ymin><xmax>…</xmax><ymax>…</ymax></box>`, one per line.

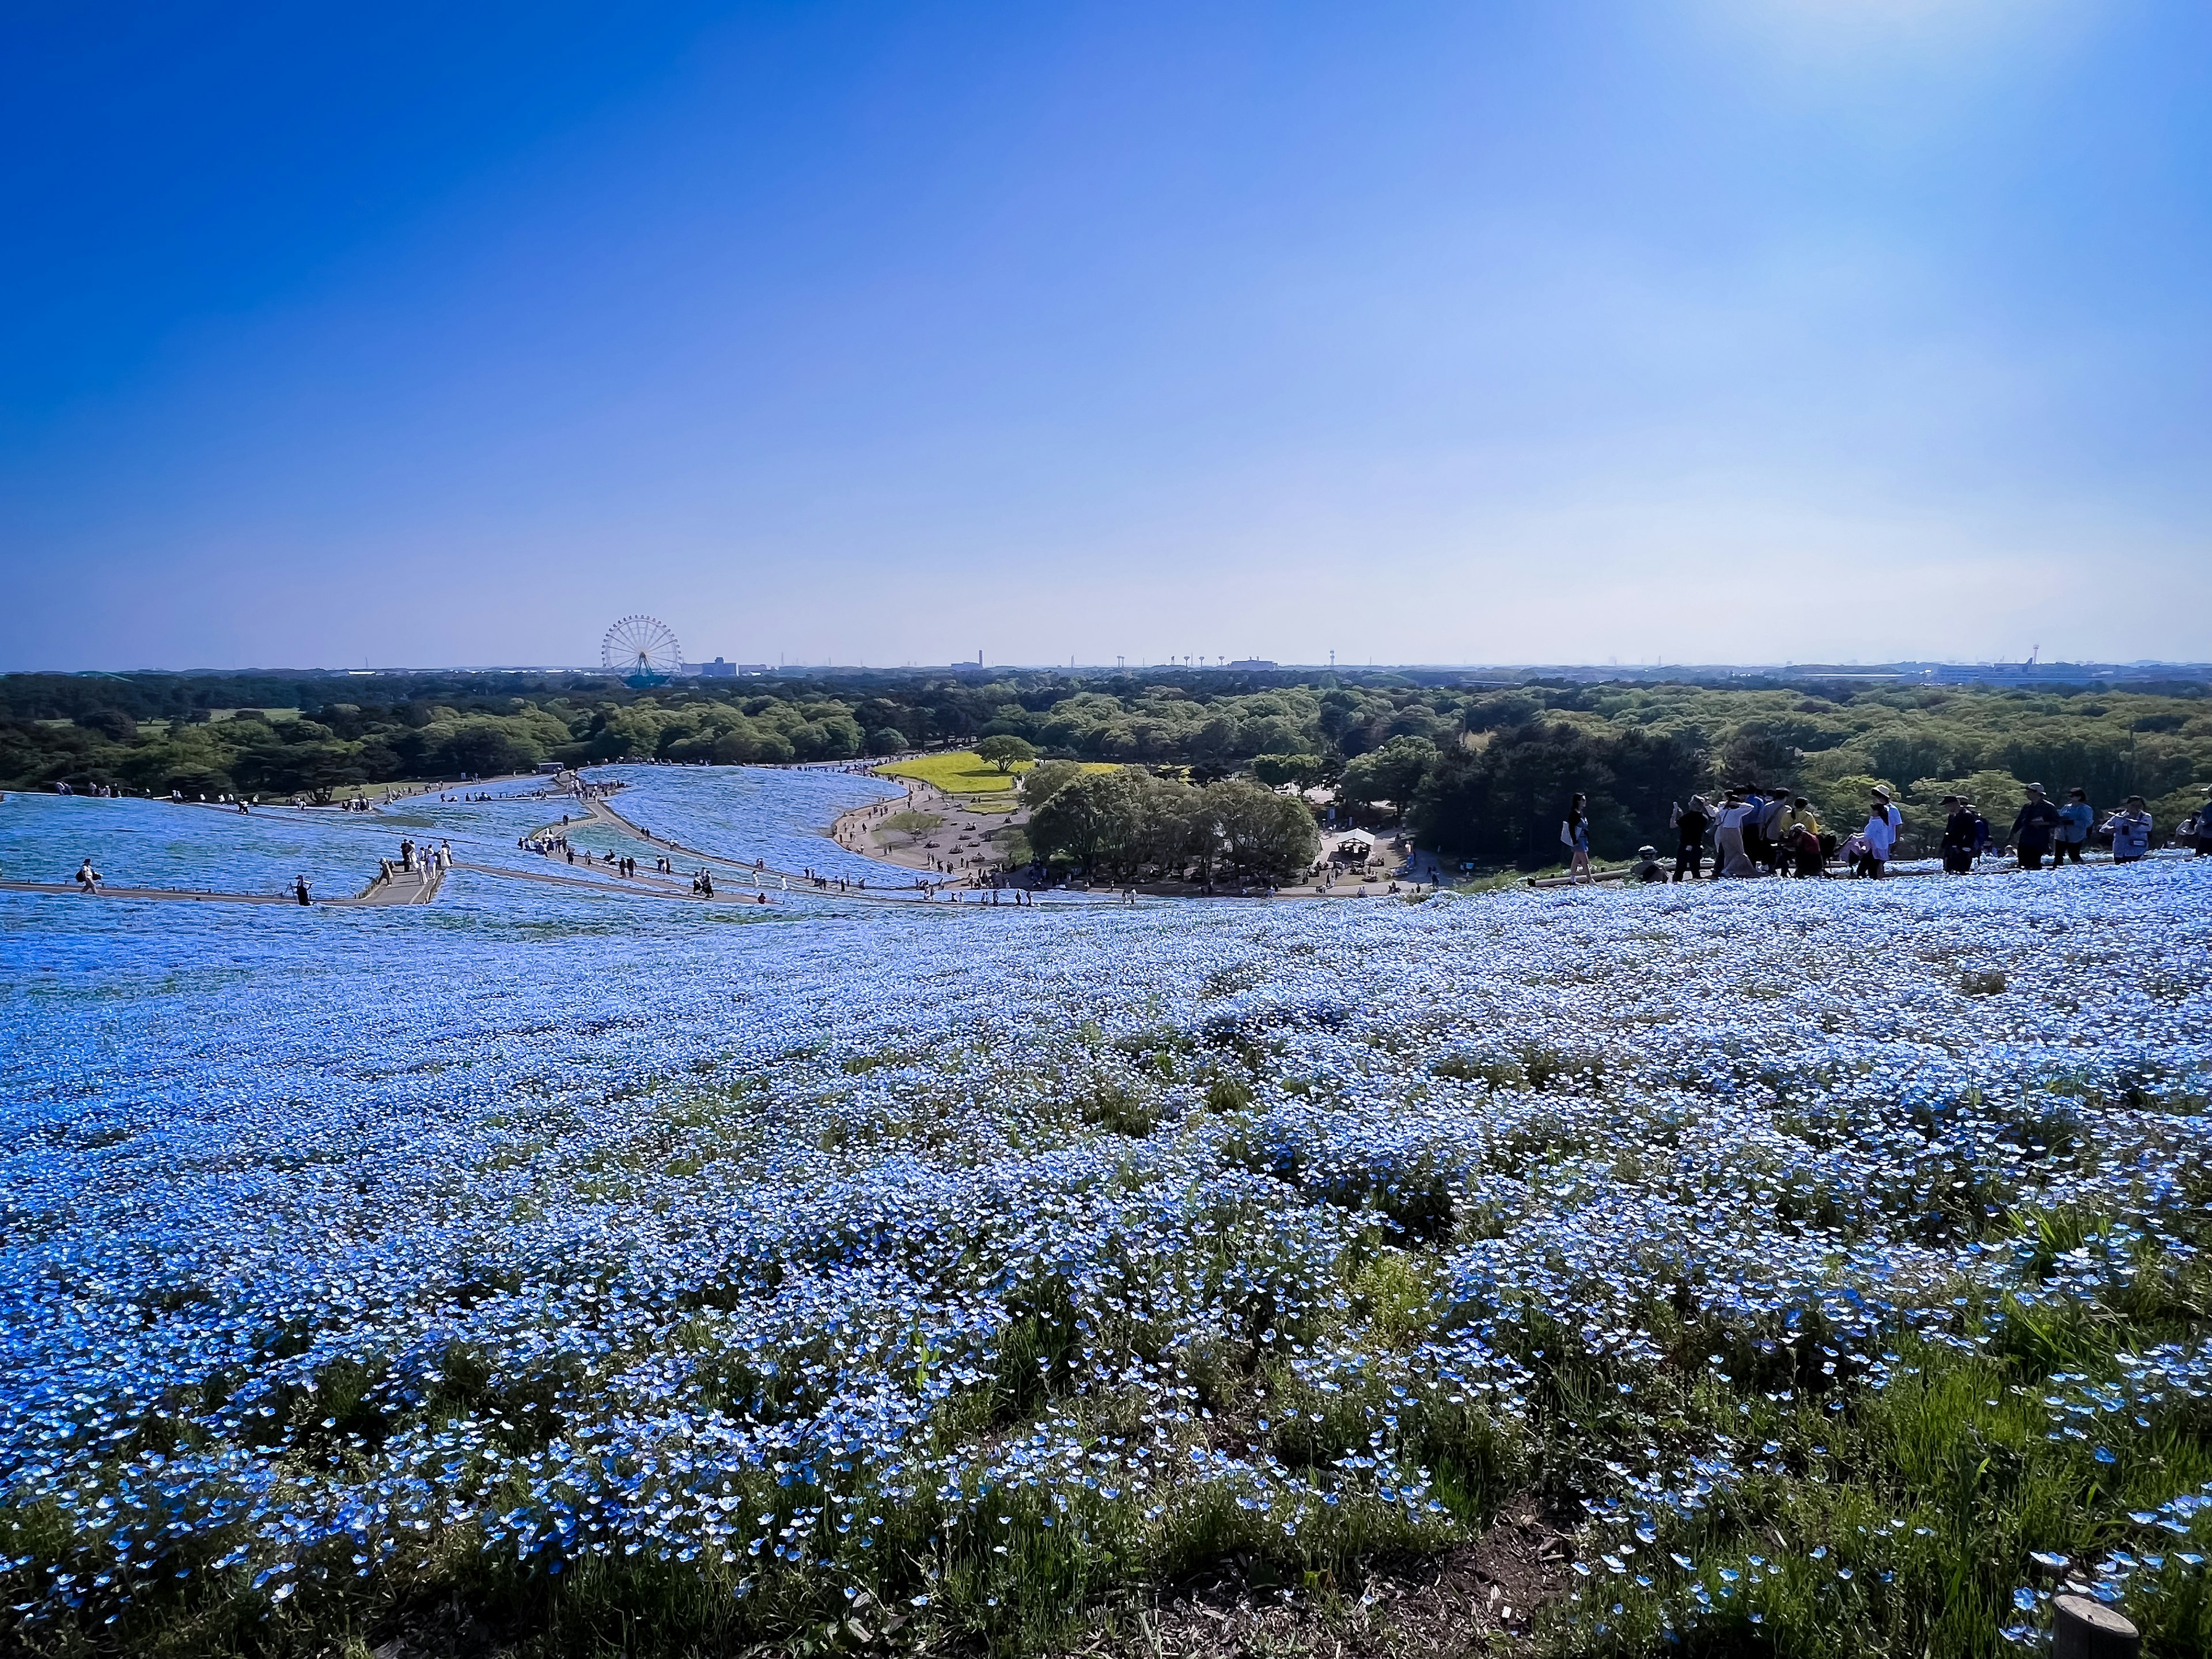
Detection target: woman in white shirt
<box><xmin>1857</xmin><ymin>797</ymin><xmax>1896</xmax><ymax>877</ymax></box>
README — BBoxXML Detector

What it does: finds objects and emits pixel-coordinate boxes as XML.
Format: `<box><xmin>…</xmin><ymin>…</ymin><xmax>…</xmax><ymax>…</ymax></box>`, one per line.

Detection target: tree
<box><xmin>428</xmin><ymin>719</ymin><xmax>541</xmax><ymax>779</ymax></box>
<box><xmin>1251</xmin><ymin>752</ymin><xmax>1322</xmax><ymax>789</ymax></box>
<box><xmin>1025</xmin><ymin>770</ymin><xmax>1201</xmax><ymax>879</ymax></box>
<box><xmin>1337</xmin><ymin>736</ymin><xmax>1438</xmax><ymax>813</ymax></box>
<box><xmin>865</xmin><ymin>727</ymin><xmax>910</xmax><ymax>756</ymax></box>
<box><xmin>975</xmin><ymin>734</ymin><xmax>1037</xmax><ymax>772</ymax></box>
<box><xmin>1020</xmin><ymin>759</ymin><xmax>1085</xmax><ymax>810</ymax></box>
<box><xmin>1202</xmin><ymin>778</ymin><xmax>1320</xmax><ymax>881</ymax></box>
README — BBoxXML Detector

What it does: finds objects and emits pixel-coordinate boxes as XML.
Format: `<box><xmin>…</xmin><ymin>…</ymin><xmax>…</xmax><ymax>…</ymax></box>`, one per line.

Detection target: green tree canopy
<box><xmin>975</xmin><ymin>734</ymin><xmax>1038</xmax><ymax>772</ymax></box>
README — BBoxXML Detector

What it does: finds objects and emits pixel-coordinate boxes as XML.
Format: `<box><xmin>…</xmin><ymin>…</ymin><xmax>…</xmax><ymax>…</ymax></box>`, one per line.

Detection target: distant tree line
<box><xmin>3</xmin><ymin>669</ymin><xmax>2207</xmax><ymax>865</ymax></box>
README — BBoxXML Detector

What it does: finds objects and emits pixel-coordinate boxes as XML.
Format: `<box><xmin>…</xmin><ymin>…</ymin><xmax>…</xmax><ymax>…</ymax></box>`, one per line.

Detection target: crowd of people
<box><xmin>1594</xmin><ymin>781</ymin><xmax>2212</xmax><ymax>885</ymax></box>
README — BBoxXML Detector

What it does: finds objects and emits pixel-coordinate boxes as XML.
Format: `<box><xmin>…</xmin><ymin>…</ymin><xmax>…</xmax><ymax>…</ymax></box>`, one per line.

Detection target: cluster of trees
<box><xmin>0</xmin><ymin>667</ymin><xmax>1493</xmax><ymax>796</ymax></box>
<box><xmin>0</xmin><ymin>676</ymin><xmax>876</xmax><ymax>797</ymax></box>
<box><xmin>1016</xmin><ymin>762</ymin><xmax>1319</xmax><ymax>883</ymax></box>
<box><xmin>1392</xmin><ymin>684</ymin><xmax>2212</xmax><ymax>865</ymax></box>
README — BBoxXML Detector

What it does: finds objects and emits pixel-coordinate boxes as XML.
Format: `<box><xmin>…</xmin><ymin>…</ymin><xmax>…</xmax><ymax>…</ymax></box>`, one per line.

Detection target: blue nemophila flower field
<box><xmin>2</xmin><ymin>773</ymin><xmax>2210</xmax><ymax>1657</ymax></box>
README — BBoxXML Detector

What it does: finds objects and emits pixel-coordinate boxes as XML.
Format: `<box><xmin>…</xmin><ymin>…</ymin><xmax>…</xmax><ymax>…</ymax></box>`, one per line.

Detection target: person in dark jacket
<box><xmin>1671</xmin><ymin>796</ymin><xmax>1713</xmax><ymax>882</ymax></box>
<box><xmin>2007</xmin><ymin>783</ymin><xmax>2065</xmax><ymax>869</ymax></box>
<box><xmin>1940</xmin><ymin>796</ymin><xmax>1978</xmax><ymax>875</ymax></box>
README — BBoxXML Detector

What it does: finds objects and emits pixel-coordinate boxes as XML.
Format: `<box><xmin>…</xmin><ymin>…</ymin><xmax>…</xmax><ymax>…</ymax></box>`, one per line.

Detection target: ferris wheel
<box><xmin>602</xmin><ymin>615</ymin><xmax>682</xmax><ymax>686</ymax></box>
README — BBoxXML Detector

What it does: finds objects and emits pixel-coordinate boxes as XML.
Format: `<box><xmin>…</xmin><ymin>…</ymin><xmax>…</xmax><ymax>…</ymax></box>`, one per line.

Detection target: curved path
<box><xmin>574</xmin><ymin>792</ymin><xmax>1073</xmax><ymax>909</ymax></box>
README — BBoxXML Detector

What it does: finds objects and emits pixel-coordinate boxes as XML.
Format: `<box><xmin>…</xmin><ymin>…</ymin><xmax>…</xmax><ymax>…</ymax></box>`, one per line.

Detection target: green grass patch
<box><xmin>872</xmin><ymin>751</ymin><xmax>1116</xmax><ymax>797</ymax></box>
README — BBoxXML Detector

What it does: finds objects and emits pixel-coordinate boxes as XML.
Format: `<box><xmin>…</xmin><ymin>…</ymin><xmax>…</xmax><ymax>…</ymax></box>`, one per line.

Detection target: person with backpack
<box><xmin>2055</xmin><ymin>787</ymin><xmax>2095</xmax><ymax>865</ymax></box>
<box><xmin>2103</xmin><ymin>796</ymin><xmax>2154</xmax><ymax>863</ymax></box>
<box><xmin>2006</xmin><ymin>783</ymin><xmax>2065</xmax><ymax>870</ymax></box>
<box><xmin>1561</xmin><ymin>793</ymin><xmax>1592</xmax><ymax>884</ymax></box>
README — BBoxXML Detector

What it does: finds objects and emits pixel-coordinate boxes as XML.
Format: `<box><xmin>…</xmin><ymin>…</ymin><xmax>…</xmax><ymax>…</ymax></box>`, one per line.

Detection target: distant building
<box><xmin>696</xmin><ymin>657</ymin><xmax>736</xmax><ymax>678</ymax></box>
<box><xmin>1228</xmin><ymin>658</ymin><xmax>1277</xmax><ymax>671</ymax></box>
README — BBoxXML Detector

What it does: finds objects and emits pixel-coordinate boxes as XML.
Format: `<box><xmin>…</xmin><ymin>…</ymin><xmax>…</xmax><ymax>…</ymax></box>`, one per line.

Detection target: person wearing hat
<box><xmin>1855</xmin><ymin>790</ymin><xmax>1896</xmax><ymax>877</ymax></box>
<box><xmin>1629</xmin><ymin>844</ymin><xmax>1668</xmax><ymax>884</ymax></box>
<box><xmin>1939</xmin><ymin>795</ymin><xmax>1978</xmax><ymax>876</ymax></box>
<box><xmin>2005</xmin><ymin>783</ymin><xmax>2065</xmax><ymax>870</ymax></box>
<box><xmin>2055</xmin><ymin>786</ymin><xmax>2096</xmax><ymax>865</ymax></box>
<box><xmin>1872</xmin><ymin>784</ymin><xmax>1903</xmax><ymax>842</ymax></box>
<box><xmin>2103</xmin><ymin>795</ymin><xmax>2154</xmax><ymax>863</ymax></box>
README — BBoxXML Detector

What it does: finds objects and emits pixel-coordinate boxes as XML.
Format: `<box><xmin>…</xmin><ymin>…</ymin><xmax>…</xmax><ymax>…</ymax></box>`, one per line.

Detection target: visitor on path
<box><xmin>1629</xmin><ymin>845</ymin><xmax>1667</xmax><ymax>884</ymax></box>
<box><xmin>1855</xmin><ymin>796</ymin><xmax>1896</xmax><ymax>877</ymax></box>
<box><xmin>1940</xmin><ymin>796</ymin><xmax>1978</xmax><ymax>876</ymax></box>
<box><xmin>294</xmin><ymin>875</ymin><xmax>312</xmax><ymax>906</ymax></box>
<box><xmin>1969</xmin><ymin>803</ymin><xmax>1992</xmax><ymax>862</ymax></box>
<box><xmin>2103</xmin><ymin>797</ymin><xmax>2154</xmax><ymax>863</ymax></box>
<box><xmin>75</xmin><ymin>858</ymin><xmax>102</xmax><ymax>893</ymax></box>
<box><xmin>1561</xmin><ymin>794</ymin><xmax>1592</xmax><ymax>884</ymax></box>
<box><xmin>2055</xmin><ymin>788</ymin><xmax>2096</xmax><ymax>864</ymax></box>
<box><xmin>1671</xmin><ymin>796</ymin><xmax>1712</xmax><ymax>882</ymax></box>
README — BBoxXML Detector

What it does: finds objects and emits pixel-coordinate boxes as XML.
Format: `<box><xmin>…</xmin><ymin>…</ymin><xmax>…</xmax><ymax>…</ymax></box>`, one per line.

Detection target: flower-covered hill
<box><xmin>2</xmin><ymin>854</ymin><xmax>2210</xmax><ymax>1657</ymax></box>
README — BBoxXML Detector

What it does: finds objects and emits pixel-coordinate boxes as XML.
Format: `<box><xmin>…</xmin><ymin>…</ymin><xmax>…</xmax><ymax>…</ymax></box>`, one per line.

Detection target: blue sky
<box><xmin>2</xmin><ymin>1</ymin><xmax>2207</xmax><ymax>671</ymax></box>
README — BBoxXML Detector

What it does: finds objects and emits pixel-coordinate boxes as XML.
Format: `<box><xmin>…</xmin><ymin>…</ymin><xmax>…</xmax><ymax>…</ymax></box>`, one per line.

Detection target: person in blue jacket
<box><xmin>2055</xmin><ymin>787</ymin><xmax>2096</xmax><ymax>865</ymax></box>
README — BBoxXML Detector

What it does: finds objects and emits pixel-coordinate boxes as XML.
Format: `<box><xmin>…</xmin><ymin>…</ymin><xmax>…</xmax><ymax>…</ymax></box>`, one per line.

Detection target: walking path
<box><xmin>1</xmin><ymin>880</ymin><xmax>309</xmax><ymax>907</ymax></box>
<box><xmin>575</xmin><ymin>794</ymin><xmax>1076</xmax><ymax>907</ymax></box>
<box><xmin>354</xmin><ymin>862</ymin><xmax>445</xmax><ymax>904</ymax></box>
<box><xmin>1</xmin><ymin>862</ymin><xmax>441</xmax><ymax>907</ymax></box>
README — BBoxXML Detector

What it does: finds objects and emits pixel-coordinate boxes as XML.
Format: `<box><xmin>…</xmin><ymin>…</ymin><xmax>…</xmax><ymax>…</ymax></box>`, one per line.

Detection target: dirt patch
<box><xmin>1058</xmin><ymin>1497</ymin><xmax>1574</xmax><ymax>1658</ymax></box>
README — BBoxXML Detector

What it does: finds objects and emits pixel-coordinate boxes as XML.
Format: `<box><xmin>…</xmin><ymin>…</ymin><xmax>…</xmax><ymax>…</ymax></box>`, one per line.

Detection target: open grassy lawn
<box><xmin>872</xmin><ymin>749</ymin><xmax>1115</xmax><ymax>796</ymax></box>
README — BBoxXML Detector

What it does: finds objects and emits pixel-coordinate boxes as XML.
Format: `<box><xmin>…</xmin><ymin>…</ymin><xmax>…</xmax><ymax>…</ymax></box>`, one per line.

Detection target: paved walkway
<box><xmin>575</xmin><ymin>794</ymin><xmax>1073</xmax><ymax>908</ymax></box>
<box><xmin>0</xmin><ymin>880</ymin><xmax>309</xmax><ymax>907</ymax></box>
<box><xmin>0</xmin><ymin>867</ymin><xmax>440</xmax><ymax>907</ymax></box>
<box><xmin>354</xmin><ymin>863</ymin><xmax>445</xmax><ymax>904</ymax></box>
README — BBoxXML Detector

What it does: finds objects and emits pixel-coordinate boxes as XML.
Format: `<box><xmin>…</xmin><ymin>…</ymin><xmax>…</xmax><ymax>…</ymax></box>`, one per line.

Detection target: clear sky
<box><xmin>3</xmin><ymin>1</ymin><xmax>2208</xmax><ymax>672</ymax></box>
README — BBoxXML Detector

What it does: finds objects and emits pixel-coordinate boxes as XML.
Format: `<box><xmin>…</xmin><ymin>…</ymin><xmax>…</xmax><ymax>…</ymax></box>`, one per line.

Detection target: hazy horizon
<box><xmin>4</xmin><ymin>2</ymin><xmax>2209</xmax><ymax>672</ymax></box>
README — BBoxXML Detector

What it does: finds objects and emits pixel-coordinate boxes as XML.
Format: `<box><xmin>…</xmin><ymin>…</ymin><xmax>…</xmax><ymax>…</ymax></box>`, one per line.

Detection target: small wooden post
<box><xmin>2052</xmin><ymin>1595</ymin><xmax>2139</xmax><ymax>1659</ymax></box>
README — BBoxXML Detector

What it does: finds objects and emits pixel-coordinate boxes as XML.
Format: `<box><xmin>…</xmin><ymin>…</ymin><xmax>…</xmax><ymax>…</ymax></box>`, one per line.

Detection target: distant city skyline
<box><xmin>3</xmin><ymin>2</ymin><xmax>2209</xmax><ymax>671</ymax></box>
